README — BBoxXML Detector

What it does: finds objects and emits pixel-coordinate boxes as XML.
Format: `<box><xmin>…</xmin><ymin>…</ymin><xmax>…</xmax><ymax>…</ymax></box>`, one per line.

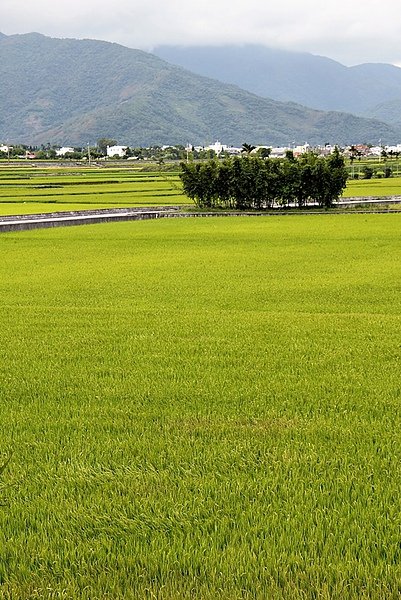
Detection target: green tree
<box><xmin>284</xmin><ymin>149</ymin><xmax>295</xmax><ymax>162</ymax></box>
<box><xmin>215</xmin><ymin>159</ymin><xmax>235</xmax><ymax>209</ymax></box>
<box><xmin>257</xmin><ymin>147</ymin><xmax>272</xmax><ymax>160</ymax></box>
<box><xmin>280</xmin><ymin>158</ymin><xmax>299</xmax><ymax>206</ymax></box>
<box><xmin>348</xmin><ymin>145</ymin><xmax>360</xmax><ymax>178</ymax></box>
<box><xmin>263</xmin><ymin>159</ymin><xmax>282</xmax><ymax>207</ymax></box>
<box><xmin>180</xmin><ymin>160</ymin><xmax>219</xmax><ymax>208</ymax></box>
<box><xmin>180</xmin><ymin>150</ymin><xmax>347</xmax><ymax>211</ymax></box>
<box><xmin>324</xmin><ymin>147</ymin><xmax>348</xmax><ymax>206</ymax></box>
<box><xmin>97</xmin><ymin>138</ymin><xmax>117</xmax><ymax>155</ymax></box>
<box><xmin>295</xmin><ymin>153</ymin><xmax>317</xmax><ymax>207</ymax></box>
<box><xmin>230</xmin><ymin>155</ymin><xmax>255</xmax><ymax>209</ymax></box>
<box><xmin>241</xmin><ymin>143</ymin><xmax>256</xmax><ymax>156</ymax></box>
<box><xmin>362</xmin><ymin>165</ymin><xmax>374</xmax><ymax>180</ymax></box>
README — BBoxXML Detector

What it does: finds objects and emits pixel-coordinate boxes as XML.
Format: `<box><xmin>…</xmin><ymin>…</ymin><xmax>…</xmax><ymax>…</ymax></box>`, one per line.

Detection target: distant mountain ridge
<box><xmin>154</xmin><ymin>45</ymin><xmax>401</xmax><ymax>126</ymax></box>
<box><xmin>0</xmin><ymin>32</ymin><xmax>400</xmax><ymax>146</ymax></box>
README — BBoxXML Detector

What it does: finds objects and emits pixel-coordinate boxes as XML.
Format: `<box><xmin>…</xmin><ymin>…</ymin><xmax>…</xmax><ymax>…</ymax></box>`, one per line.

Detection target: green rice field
<box><xmin>1</xmin><ymin>214</ymin><xmax>401</xmax><ymax>598</ymax></box>
<box><xmin>1</xmin><ymin>163</ymin><xmax>401</xmax><ymax>217</ymax></box>
<box><xmin>0</xmin><ymin>165</ymin><xmax>186</xmax><ymax>215</ymax></box>
<box><xmin>343</xmin><ymin>177</ymin><xmax>401</xmax><ymax>198</ymax></box>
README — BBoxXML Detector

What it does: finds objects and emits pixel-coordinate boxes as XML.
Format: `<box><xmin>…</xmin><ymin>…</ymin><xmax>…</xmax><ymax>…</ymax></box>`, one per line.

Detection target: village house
<box><xmin>56</xmin><ymin>147</ymin><xmax>75</xmax><ymax>156</ymax></box>
<box><xmin>107</xmin><ymin>145</ymin><xmax>128</xmax><ymax>158</ymax></box>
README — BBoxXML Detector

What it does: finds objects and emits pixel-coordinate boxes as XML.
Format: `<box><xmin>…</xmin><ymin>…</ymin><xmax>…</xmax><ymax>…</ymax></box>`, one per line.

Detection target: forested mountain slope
<box><xmin>0</xmin><ymin>33</ymin><xmax>399</xmax><ymax>146</ymax></box>
<box><xmin>154</xmin><ymin>45</ymin><xmax>401</xmax><ymax>125</ymax></box>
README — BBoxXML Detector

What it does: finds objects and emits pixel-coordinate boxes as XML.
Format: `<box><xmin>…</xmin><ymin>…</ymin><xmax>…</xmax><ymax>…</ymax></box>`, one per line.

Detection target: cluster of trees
<box><xmin>356</xmin><ymin>165</ymin><xmax>393</xmax><ymax>180</ymax></box>
<box><xmin>180</xmin><ymin>149</ymin><xmax>348</xmax><ymax>209</ymax></box>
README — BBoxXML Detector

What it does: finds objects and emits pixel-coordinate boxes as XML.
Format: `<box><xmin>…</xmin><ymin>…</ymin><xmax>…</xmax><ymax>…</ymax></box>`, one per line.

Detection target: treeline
<box><xmin>180</xmin><ymin>150</ymin><xmax>348</xmax><ymax>209</ymax></box>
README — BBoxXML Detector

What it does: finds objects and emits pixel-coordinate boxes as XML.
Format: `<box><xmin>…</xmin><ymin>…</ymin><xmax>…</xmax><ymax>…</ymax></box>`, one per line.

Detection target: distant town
<box><xmin>1</xmin><ymin>140</ymin><xmax>401</xmax><ymax>162</ymax></box>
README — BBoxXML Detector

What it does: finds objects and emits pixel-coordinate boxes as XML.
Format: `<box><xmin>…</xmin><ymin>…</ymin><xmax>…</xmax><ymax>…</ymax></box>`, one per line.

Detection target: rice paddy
<box><xmin>1</xmin><ymin>213</ymin><xmax>401</xmax><ymax>598</ymax></box>
<box><xmin>1</xmin><ymin>163</ymin><xmax>401</xmax><ymax>217</ymax></box>
<box><xmin>343</xmin><ymin>176</ymin><xmax>401</xmax><ymax>198</ymax></box>
<box><xmin>0</xmin><ymin>165</ymin><xmax>186</xmax><ymax>215</ymax></box>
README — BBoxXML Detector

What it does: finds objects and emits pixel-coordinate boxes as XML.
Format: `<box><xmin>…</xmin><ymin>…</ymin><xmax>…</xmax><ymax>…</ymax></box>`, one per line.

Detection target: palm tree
<box><xmin>349</xmin><ymin>145</ymin><xmax>358</xmax><ymax>178</ymax></box>
<box><xmin>241</xmin><ymin>143</ymin><xmax>256</xmax><ymax>155</ymax></box>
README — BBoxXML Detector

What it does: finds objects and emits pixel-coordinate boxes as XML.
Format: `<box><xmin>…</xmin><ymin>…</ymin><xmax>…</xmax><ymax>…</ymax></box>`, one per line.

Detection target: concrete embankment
<box><xmin>0</xmin><ymin>207</ymin><xmax>173</xmax><ymax>233</ymax></box>
<box><xmin>1</xmin><ymin>197</ymin><xmax>401</xmax><ymax>233</ymax></box>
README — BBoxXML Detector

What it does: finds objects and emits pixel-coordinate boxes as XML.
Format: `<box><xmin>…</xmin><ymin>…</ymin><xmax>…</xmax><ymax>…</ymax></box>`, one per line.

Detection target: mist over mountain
<box><xmin>154</xmin><ymin>45</ymin><xmax>401</xmax><ymax>126</ymax></box>
<box><xmin>0</xmin><ymin>33</ymin><xmax>400</xmax><ymax>147</ymax></box>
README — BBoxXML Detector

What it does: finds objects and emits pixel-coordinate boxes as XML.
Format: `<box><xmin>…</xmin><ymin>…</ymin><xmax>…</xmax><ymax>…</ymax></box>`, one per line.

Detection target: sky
<box><xmin>1</xmin><ymin>0</ymin><xmax>401</xmax><ymax>66</ymax></box>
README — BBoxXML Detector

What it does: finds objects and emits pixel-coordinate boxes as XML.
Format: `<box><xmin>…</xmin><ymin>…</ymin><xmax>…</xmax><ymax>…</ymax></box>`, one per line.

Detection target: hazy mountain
<box><xmin>367</xmin><ymin>98</ymin><xmax>401</xmax><ymax>126</ymax></box>
<box><xmin>0</xmin><ymin>33</ymin><xmax>399</xmax><ymax>146</ymax></box>
<box><xmin>154</xmin><ymin>45</ymin><xmax>401</xmax><ymax>124</ymax></box>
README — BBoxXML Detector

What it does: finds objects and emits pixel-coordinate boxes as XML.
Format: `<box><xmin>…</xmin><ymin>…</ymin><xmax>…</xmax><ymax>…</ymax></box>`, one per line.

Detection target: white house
<box><xmin>107</xmin><ymin>145</ymin><xmax>127</xmax><ymax>158</ymax></box>
<box><xmin>270</xmin><ymin>147</ymin><xmax>288</xmax><ymax>158</ymax></box>
<box><xmin>56</xmin><ymin>147</ymin><xmax>75</xmax><ymax>156</ymax></box>
<box><xmin>386</xmin><ymin>144</ymin><xmax>401</xmax><ymax>153</ymax></box>
<box><xmin>293</xmin><ymin>143</ymin><xmax>310</xmax><ymax>156</ymax></box>
<box><xmin>225</xmin><ymin>146</ymin><xmax>242</xmax><ymax>155</ymax></box>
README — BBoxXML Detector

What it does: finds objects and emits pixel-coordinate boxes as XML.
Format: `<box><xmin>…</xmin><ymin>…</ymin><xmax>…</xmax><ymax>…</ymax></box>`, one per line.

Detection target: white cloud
<box><xmin>1</xmin><ymin>0</ymin><xmax>401</xmax><ymax>65</ymax></box>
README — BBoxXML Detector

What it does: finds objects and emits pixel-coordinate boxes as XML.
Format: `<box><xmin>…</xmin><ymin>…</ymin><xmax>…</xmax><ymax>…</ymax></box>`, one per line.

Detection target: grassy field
<box><xmin>1</xmin><ymin>214</ymin><xmax>401</xmax><ymax>598</ymax></box>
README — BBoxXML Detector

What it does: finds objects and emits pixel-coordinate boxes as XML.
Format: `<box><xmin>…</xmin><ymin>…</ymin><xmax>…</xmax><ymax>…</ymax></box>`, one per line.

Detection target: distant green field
<box><xmin>1</xmin><ymin>215</ymin><xmax>401</xmax><ymax>598</ymax></box>
<box><xmin>1</xmin><ymin>164</ymin><xmax>401</xmax><ymax>216</ymax></box>
<box><xmin>343</xmin><ymin>176</ymin><xmax>401</xmax><ymax>198</ymax></box>
<box><xmin>0</xmin><ymin>165</ymin><xmax>186</xmax><ymax>215</ymax></box>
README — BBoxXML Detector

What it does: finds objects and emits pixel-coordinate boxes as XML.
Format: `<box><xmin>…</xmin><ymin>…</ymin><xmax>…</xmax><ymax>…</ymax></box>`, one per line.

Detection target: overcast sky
<box><xmin>2</xmin><ymin>0</ymin><xmax>401</xmax><ymax>66</ymax></box>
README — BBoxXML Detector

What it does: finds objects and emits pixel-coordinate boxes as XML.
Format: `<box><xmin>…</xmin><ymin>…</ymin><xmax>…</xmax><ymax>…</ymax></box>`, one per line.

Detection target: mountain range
<box><xmin>0</xmin><ymin>32</ymin><xmax>400</xmax><ymax>147</ymax></box>
<box><xmin>154</xmin><ymin>45</ymin><xmax>401</xmax><ymax>126</ymax></box>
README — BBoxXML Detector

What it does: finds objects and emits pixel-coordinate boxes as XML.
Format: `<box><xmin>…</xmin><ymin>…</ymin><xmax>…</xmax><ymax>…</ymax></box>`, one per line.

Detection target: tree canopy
<box><xmin>97</xmin><ymin>138</ymin><xmax>118</xmax><ymax>155</ymax></box>
<box><xmin>180</xmin><ymin>150</ymin><xmax>347</xmax><ymax>210</ymax></box>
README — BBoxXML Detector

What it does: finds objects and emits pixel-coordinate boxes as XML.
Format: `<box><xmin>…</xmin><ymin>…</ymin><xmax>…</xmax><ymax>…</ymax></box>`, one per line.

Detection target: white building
<box><xmin>293</xmin><ymin>143</ymin><xmax>310</xmax><ymax>156</ymax></box>
<box><xmin>188</xmin><ymin>142</ymin><xmax>242</xmax><ymax>155</ymax></box>
<box><xmin>107</xmin><ymin>145</ymin><xmax>127</xmax><ymax>158</ymax></box>
<box><xmin>56</xmin><ymin>147</ymin><xmax>74</xmax><ymax>156</ymax></box>
<box><xmin>225</xmin><ymin>146</ymin><xmax>242</xmax><ymax>155</ymax></box>
<box><xmin>369</xmin><ymin>146</ymin><xmax>383</xmax><ymax>156</ymax></box>
<box><xmin>270</xmin><ymin>147</ymin><xmax>288</xmax><ymax>158</ymax></box>
<box><xmin>386</xmin><ymin>144</ymin><xmax>401</xmax><ymax>153</ymax></box>
<box><xmin>206</xmin><ymin>140</ymin><xmax>226</xmax><ymax>155</ymax></box>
